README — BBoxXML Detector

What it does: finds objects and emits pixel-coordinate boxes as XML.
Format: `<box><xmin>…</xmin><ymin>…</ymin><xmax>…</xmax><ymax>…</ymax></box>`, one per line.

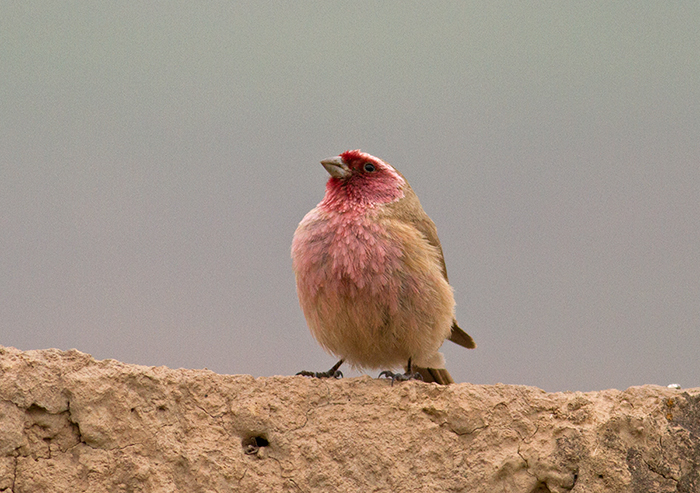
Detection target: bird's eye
<box><xmin>364</xmin><ymin>163</ymin><xmax>376</xmax><ymax>172</ymax></box>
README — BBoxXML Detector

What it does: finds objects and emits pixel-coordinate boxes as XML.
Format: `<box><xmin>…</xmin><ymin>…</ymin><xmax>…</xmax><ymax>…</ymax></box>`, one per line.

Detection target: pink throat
<box><xmin>319</xmin><ymin>176</ymin><xmax>404</xmax><ymax>214</ymax></box>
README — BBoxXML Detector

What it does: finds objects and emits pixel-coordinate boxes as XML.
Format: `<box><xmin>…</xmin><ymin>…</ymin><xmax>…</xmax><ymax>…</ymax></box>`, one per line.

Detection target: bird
<box><xmin>291</xmin><ymin>150</ymin><xmax>475</xmax><ymax>385</ymax></box>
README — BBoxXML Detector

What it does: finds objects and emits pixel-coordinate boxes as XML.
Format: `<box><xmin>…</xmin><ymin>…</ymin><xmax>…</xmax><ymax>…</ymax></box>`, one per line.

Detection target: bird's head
<box><xmin>319</xmin><ymin>150</ymin><xmax>406</xmax><ymax>210</ymax></box>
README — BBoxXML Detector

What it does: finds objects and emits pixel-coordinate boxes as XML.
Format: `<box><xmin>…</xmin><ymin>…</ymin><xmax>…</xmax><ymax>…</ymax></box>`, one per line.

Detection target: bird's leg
<box><xmin>378</xmin><ymin>357</ymin><xmax>424</xmax><ymax>386</ymax></box>
<box><xmin>297</xmin><ymin>359</ymin><xmax>344</xmax><ymax>379</ymax></box>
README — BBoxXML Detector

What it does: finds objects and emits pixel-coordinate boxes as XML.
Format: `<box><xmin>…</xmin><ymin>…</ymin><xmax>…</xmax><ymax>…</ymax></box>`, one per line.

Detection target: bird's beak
<box><xmin>321</xmin><ymin>156</ymin><xmax>351</xmax><ymax>179</ymax></box>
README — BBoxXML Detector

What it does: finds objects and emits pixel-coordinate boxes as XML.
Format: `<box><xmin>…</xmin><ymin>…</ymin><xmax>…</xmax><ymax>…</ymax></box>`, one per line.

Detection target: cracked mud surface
<box><xmin>1</xmin><ymin>346</ymin><xmax>698</xmax><ymax>492</ymax></box>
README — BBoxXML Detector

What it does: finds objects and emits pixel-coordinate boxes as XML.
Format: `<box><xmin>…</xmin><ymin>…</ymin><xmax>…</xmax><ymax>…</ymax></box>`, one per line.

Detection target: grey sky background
<box><xmin>2</xmin><ymin>2</ymin><xmax>698</xmax><ymax>392</ymax></box>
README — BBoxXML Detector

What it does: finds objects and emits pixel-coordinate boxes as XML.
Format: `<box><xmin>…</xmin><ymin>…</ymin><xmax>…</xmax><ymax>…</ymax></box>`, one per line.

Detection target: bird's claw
<box><xmin>378</xmin><ymin>370</ymin><xmax>423</xmax><ymax>386</ymax></box>
<box><xmin>296</xmin><ymin>369</ymin><xmax>343</xmax><ymax>379</ymax></box>
<box><xmin>297</xmin><ymin>360</ymin><xmax>344</xmax><ymax>379</ymax></box>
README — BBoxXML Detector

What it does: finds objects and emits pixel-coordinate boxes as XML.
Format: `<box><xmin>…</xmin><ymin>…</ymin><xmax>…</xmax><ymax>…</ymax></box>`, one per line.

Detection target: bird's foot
<box><xmin>378</xmin><ymin>370</ymin><xmax>424</xmax><ymax>386</ymax></box>
<box><xmin>296</xmin><ymin>369</ymin><xmax>343</xmax><ymax>379</ymax></box>
<box><xmin>296</xmin><ymin>360</ymin><xmax>344</xmax><ymax>379</ymax></box>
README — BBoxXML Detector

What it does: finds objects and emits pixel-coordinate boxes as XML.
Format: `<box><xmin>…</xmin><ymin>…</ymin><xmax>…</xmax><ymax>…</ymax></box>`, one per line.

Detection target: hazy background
<box><xmin>2</xmin><ymin>2</ymin><xmax>698</xmax><ymax>392</ymax></box>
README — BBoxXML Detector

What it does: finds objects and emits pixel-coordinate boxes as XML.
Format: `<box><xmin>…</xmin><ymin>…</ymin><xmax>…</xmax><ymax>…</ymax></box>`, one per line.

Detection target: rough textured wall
<box><xmin>0</xmin><ymin>346</ymin><xmax>698</xmax><ymax>492</ymax></box>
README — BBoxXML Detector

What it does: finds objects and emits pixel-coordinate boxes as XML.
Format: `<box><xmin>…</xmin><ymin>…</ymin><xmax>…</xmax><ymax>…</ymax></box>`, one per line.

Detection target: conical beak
<box><xmin>320</xmin><ymin>156</ymin><xmax>351</xmax><ymax>179</ymax></box>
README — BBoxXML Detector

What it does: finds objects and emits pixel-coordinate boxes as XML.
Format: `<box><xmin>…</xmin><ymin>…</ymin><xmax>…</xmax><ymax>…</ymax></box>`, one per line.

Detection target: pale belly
<box><xmin>292</xmin><ymin>211</ymin><xmax>454</xmax><ymax>369</ymax></box>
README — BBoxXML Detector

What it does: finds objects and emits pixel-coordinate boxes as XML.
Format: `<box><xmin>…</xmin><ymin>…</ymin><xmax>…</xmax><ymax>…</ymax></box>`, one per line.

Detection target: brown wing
<box><xmin>384</xmin><ymin>180</ymin><xmax>476</xmax><ymax>350</ymax></box>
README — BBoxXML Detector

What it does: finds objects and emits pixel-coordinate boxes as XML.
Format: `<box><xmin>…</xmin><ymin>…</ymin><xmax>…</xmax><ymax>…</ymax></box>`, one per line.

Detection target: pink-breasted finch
<box><xmin>292</xmin><ymin>150</ymin><xmax>475</xmax><ymax>384</ymax></box>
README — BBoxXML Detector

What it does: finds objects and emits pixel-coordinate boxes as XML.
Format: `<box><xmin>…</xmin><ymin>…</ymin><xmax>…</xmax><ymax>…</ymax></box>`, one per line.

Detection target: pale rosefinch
<box><xmin>292</xmin><ymin>150</ymin><xmax>475</xmax><ymax>384</ymax></box>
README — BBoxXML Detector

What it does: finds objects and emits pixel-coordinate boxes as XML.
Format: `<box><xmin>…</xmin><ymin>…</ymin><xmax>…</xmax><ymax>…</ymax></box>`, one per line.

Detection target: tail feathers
<box><xmin>413</xmin><ymin>366</ymin><xmax>455</xmax><ymax>385</ymax></box>
<box><xmin>448</xmin><ymin>321</ymin><xmax>476</xmax><ymax>349</ymax></box>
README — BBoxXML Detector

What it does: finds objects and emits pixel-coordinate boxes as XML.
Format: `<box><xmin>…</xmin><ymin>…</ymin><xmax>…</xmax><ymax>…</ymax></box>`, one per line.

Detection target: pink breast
<box><xmin>293</xmin><ymin>211</ymin><xmax>404</xmax><ymax>311</ymax></box>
